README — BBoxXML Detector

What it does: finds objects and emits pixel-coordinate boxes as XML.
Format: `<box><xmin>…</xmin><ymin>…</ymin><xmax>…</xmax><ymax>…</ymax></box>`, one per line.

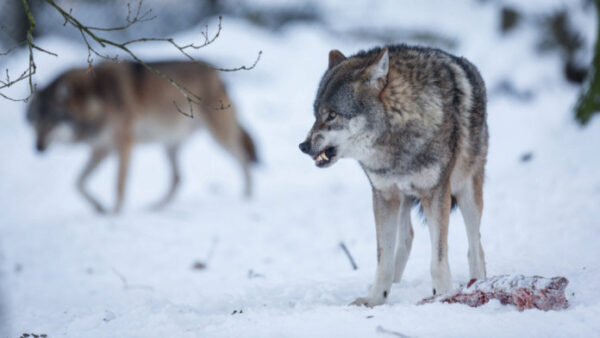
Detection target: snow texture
<box><xmin>1</xmin><ymin>1</ymin><xmax>600</xmax><ymax>337</ymax></box>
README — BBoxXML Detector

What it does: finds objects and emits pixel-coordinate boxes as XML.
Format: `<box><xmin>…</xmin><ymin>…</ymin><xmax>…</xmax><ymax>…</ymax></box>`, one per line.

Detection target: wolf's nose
<box><xmin>36</xmin><ymin>140</ymin><xmax>47</xmax><ymax>152</ymax></box>
<box><xmin>299</xmin><ymin>141</ymin><xmax>311</xmax><ymax>154</ymax></box>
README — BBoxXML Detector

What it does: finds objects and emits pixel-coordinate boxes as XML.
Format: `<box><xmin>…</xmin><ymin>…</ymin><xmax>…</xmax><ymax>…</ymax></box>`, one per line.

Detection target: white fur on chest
<box><xmin>365</xmin><ymin>164</ymin><xmax>441</xmax><ymax>195</ymax></box>
<box><xmin>133</xmin><ymin>115</ymin><xmax>198</xmax><ymax>144</ymax></box>
<box><xmin>49</xmin><ymin>123</ymin><xmax>76</xmax><ymax>143</ymax></box>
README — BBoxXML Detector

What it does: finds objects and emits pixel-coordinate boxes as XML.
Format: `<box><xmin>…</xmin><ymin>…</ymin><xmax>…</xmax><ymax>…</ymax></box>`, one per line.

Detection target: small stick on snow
<box><xmin>205</xmin><ymin>237</ymin><xmax>219</xmax><ymax>263</ymax></box>
<box><xmin>339</xmin><ymin>242</ymin><xmax>358</xmax><ymax>270</ymax></box>
<box><xmin>376</xmin><ymin>325</ymin><xmax>412</xmax><ymax>338</ymax></box>
<box><xmin>112</xmin><ymin>268</ymin><xmax>154</xmax><ymax>291</ymax></box>
<box><xmin>192</xmin><ymin>237</ymin><xmax>219</xmax><ymax>270</ymax></box>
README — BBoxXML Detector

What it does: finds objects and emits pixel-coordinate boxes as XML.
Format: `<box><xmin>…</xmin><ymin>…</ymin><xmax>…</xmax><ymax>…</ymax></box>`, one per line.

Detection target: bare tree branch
<box><xmin>84</xmin><ymin>0</ymin><xmax>156</xmax><ymax>32</ymax></box>
<box><xmin>0</xmin><ymin>0</ymin><xmax>262</xmax><ymax>117</ymax></box>
<box><xmin>0</xmin><ymin>0</ymin><xmax>57</xmax><ymax>102</ymax></box>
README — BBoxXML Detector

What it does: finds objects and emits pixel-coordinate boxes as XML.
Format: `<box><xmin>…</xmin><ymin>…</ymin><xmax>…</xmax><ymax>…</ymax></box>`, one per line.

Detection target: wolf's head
<box><xmin>299</xmin><ymin>48</ymin><xmax>389</xmax><ymax>167</ymax></box>
<box><xmin>26</xmin><ymin>69</ymin><xmax>108</xmax><ymax>152</ymax></box>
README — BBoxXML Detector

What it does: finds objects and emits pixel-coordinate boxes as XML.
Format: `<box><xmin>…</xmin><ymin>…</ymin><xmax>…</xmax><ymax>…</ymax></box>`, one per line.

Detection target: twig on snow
<box><xmin>191</xmin><ymin>237</ymin><xmax>219</xmax><ymax>270</ymax></box>
<box><xmin>340</xmin><ymin>242</ymin><xmax>358</xmax><ymax>270</ymax></box>
<box><xmin>112</xmin><ymin>268</ymin><xmax>154</xmax><ymax>291</ymax></box>
<box><xmin>376</xmin><ymin>326</ymin><xmax>412</xmax><ymax>338</ymax></box>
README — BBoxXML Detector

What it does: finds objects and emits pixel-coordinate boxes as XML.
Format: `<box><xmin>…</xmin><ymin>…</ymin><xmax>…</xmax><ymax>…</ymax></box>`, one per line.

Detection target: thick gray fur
<box><xmin>301</xmin><ymin>44</ymin><xmax>488</xmax><ymax>307</ymax></box>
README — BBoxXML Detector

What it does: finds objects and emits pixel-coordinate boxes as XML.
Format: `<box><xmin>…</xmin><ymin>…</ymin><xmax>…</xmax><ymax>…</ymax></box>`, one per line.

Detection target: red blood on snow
<box><xmin>418</xmin><ymin>275</ymin><xmax>569</xmax><ymax>311</ymax></box>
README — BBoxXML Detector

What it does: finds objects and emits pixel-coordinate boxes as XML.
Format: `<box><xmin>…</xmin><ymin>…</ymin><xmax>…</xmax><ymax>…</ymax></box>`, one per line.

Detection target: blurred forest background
<box><xmin>0</xmin><ymin>0</ymin><xmax>598</xmax><ymax>123</ymax></box>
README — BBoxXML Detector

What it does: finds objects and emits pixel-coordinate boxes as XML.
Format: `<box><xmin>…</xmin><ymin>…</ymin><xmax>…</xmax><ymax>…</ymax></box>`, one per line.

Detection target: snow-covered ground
<box><xmin>1</xmin><ymin>1</ymin><xmax>599</xmax><ymax>337</ymax></box>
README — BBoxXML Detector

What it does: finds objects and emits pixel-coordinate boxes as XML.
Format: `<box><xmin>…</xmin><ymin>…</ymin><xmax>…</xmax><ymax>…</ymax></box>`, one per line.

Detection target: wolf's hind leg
<box><xmin>151</xmin><ymin>144</ymin><xmax>181</xmax><ymax>210</ymax></box>
<box><xmin>351</xmin><ymin>187</ymin><xmax>400</xmax><ymax>307</ymax></box>
<box><xmin>393</xmin><ymin>194</ymin><xmax>414</xmax><ymax>283</ymax></box>
<box><xmin>77</xmin><ymin>147</ymin><xmax>109</xmax><ymax>214</ymax></box>
<box><xmin>239</xmin><ymin>160</ymin><xmax>252</xmax><ymax>198</ymax></box>
<box><xmin>422</xmin><ymin>187</ymin><xmax>453</xmax><ymax>295</ymax></box>
<box><xmin>208</xmin><ymin>125</ymin><xmax>253</xmax><ymax>198</ymax></box>
<box><xmin>456</xmin><ymin>171</ymin><xmax>486</xmax><ymax>280</ymax></box>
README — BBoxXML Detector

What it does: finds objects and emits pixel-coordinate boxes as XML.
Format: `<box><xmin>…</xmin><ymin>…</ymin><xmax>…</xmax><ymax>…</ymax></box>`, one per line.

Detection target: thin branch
<box><xmin>121</xmin><ymin>16</ymin><xmax>223</xmax><ymax>59</ymax></box>
<box><xmin>24</xmin><ymin>0</ymin><xmax>37</xmax><ymax>99</ymax></box>
<box><xmin>31</xmin><ymin>43</ymin><xmax>58</xmax><ymax>57</ymax></box>
<box><xmin>205</xmin><ymin>237</ymin><xmax>219</xmax><ymax>263</ymax></box>
<box><xmin>1</xmin><ymin>0</ymin><xmax>262</xmax><ymax>115</ymax></box>
<box><xmin>111</xmin><ymin>268</ymin><xmax>154</xmax><ymax>291</ymax></box>
<box><xmin>46</xmin><ymin>0</ymin><xmax>261</xmax><ymax>116</ymax></box>
<box><xmin>376</xmin><ymin>326</ymin><xmax>412</xmax><ymax>338</ymax></box>
<box><xmin>0</xmin><ymin>1</ymin><xmax>56</xmax><ymax>102</ymax></box>
<box><xmin>84</xmin><ymin>0</ymin><xmax>156</xmax><ymax>32</ymax></box>
<box><xmin>0</xmin><ymin>41</ymin><xmax>26</xmax><ymax>56</ymax></box>
<box><xmin>0</xmin><ymin>91</ymin><xmax>33</xmax><ymax>102</ymax></box>
<box><xmin>213</xmin><ymin>51</ymin><xmax>263</xmax><ymax>72</ymax></box>
<box><xmin>1</xmin><ymin>68</ymin><xmax>29</xmax><ymax>89</ymax></box>
<box><xmin>340</xmin><ymin>242</ymin><xmax>358</xmax><ymax>270</ymax></box>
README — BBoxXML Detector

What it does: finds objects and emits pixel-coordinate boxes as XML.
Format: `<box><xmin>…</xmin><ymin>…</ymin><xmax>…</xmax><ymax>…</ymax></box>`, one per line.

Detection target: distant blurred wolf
<box><xmin>300</xmin><ymin>45</ymin><xmax>488</xmax><ymax>306</ymax></box>
<box><xmin>26</xmin><ymin>61</ymin><xmax>257</xmax><ymax>214</ymax></box>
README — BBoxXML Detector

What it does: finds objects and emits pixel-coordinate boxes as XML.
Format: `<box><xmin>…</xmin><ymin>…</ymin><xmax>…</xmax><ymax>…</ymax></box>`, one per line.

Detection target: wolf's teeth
<box><xmin>316</xmin><ymin>154</ymin><xmax>324</xmax><ymax>162</ymax></box>
<box><xmin>322</xmin><ymin>153</ymin><xmax>329</xmax><ymax>161</ymax></box>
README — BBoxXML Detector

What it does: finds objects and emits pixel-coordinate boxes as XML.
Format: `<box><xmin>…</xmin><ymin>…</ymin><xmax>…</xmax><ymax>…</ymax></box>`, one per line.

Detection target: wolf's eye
<box><xmin>327</xmin><ymin>111</ymin><xmax>338</xmax><ymax>121</ymax></box>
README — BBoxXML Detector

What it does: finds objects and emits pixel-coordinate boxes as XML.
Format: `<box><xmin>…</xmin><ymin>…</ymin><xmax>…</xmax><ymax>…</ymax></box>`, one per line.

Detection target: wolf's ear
<box><xmin>328</xmin><ymin>49</ymin><xmax>346</xmax><ymax>69</ymax></box>
<box><xmin>364</xmin><ymin>48</ymin><xmax>389</xmax><ymax>90</ymax></box>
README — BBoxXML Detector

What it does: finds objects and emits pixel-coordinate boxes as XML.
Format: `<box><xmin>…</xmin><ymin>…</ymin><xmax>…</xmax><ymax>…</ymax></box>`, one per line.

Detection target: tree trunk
<box><xmin>575</xmin><ymin>0</ymin><xmax>600</xmax><ymax>124</ymax></box>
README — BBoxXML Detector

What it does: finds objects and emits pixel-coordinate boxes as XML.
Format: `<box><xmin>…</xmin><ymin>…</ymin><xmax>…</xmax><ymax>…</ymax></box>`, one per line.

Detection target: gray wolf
<box><xmin>26</xmin><ymin>60</ymin><xmax>257</xmax><ymax>214</ymax></box>
<box><xmin>299</xmin><ymin>45</ymin><xmax>488</xmax><ymax>306</ymax></box>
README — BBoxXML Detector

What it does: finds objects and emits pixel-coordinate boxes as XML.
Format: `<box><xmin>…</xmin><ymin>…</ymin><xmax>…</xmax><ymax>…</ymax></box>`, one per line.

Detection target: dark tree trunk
<box><xmin>575</xmin><ymin>0</ymin><xmax>600</xmax><ymax>124</ymax></box>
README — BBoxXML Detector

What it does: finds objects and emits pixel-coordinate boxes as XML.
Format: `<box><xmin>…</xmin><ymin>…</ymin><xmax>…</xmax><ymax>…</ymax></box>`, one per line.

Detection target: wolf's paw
<box><xmin>432</xmin><ymin>279</ymin><xmax>452</xmax><ymax>296</ymax></box>
<box><xmin>93</xmin><ymin>203</ymin><xmax>107</xmax><ymax>215</ymax></box>
<box><xmin>350</xmin><ymin>296</ymin><xmax>385</xmax><ymax>308</ymax></box>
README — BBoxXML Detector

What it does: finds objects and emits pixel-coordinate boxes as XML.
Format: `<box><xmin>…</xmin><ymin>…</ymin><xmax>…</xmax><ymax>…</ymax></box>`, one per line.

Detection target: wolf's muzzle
<box><xmin>299</xmin><ymin>141</ymin><xmax>311</xmax><ymax>154</ymax></box>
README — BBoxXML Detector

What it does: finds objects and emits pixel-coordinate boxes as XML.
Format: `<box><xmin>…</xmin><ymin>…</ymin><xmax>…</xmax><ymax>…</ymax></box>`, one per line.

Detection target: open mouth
<box><xmin>313</xmin><ymin>146</ymin><xmax>337</xmax><ymax>167</ymax></box>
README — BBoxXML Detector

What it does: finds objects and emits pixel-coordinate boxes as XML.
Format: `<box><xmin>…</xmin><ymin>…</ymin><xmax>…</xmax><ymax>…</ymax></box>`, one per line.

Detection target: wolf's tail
<box><xmin>240</xmin><ymin>127</ymin><xmax>258</xmax><ymax>164</ymax></box>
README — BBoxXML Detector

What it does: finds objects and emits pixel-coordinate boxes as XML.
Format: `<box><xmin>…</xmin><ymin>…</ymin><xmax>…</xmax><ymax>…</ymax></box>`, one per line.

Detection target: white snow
<box><xmin>1</xmin><ymin>1</ymin><xmax>600</xmax><ymax>337</ymax></box>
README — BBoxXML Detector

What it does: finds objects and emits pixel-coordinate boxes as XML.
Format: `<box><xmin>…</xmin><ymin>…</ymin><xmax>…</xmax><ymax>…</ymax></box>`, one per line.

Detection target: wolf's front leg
<box><xmin>351</xmin><ymin>187</ymin><xmax>400</xmax><ymax>307</ymax></box>
<box><xmin>151</xmin><ymin>144</ymin><xmax>181</xmax><ymax>210</ymax></box>
<box><xmin>114</xmin><ymin>134</ymin><xmax>133</xmax><ymax>214</ymax></box>
<box><xmin>77</xmin><ymin>147</ymin><xmax>109</xmax><ymax>214</ymax></box>
<box><xmin>393</xmin><ymin>195</ymin><xmax>414</xmax><ymax>283</ymax></box>
<box><xmin>421</xmin><ymin>187</ymin><xmax>453</xmax><ymax>295</ymax></box>
<box><xmin>456</xmin><ymin>173</ymin><xmax>486</xmax><ymax>280</ymax></box>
